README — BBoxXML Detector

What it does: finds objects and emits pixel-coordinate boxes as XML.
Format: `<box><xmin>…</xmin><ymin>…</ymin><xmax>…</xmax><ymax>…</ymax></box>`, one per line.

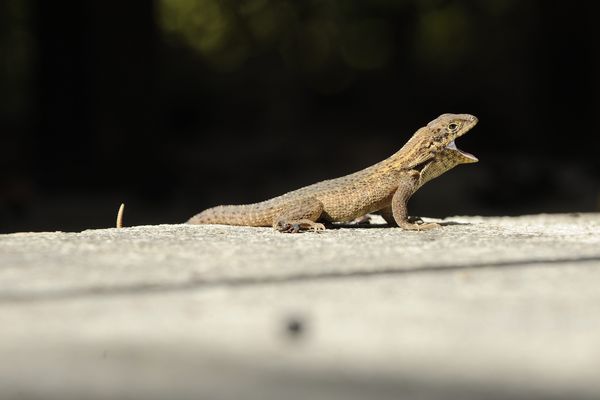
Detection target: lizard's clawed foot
<box><xmin>398</xmin><ymin>222</ymin><xmax>440</xmax><ymax>231</ymax></box>
<box><xmin>275</xmin><ymin>219</ymin><xmax>325</xmax><ymax>233</ymax></box>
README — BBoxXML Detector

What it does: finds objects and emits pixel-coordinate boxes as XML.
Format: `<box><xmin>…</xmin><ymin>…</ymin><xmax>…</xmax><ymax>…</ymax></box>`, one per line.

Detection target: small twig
<box><xmin>116</xmin><ymin>203</ymin><xmax>125</xmax><ymax>228</ymax></box>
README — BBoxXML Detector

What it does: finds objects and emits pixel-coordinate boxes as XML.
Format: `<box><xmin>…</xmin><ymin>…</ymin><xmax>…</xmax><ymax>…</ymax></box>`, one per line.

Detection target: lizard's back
<box><xmin>188</xmin><ymin>164</ymin><xmax>401</xmax><ymax>227</ymax></box>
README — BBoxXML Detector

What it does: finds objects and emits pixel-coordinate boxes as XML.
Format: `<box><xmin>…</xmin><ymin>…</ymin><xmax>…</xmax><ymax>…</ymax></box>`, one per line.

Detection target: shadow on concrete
<box><xmin>2</xmin><ymin>255</ymin><xmax>599</xmax><ymax>304</ymax></box>
<box><xmin>325</xmin><ymin>219</ymin><xmax>470</xmax><ymax>230</ymax></box>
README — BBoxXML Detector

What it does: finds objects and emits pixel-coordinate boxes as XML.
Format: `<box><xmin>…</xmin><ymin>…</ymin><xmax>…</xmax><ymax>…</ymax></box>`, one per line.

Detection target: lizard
<box><xmin>187</xmin><ymin>113</ymin><xmax>478</xmax><ymax>233</ymax></box>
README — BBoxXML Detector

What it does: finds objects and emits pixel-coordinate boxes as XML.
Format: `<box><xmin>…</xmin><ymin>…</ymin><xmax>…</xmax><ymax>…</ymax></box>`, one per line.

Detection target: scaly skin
<box><xmin>188</xmin><ymin>113</ymin><xmax>478</xmax><ymax>232</ymax></box>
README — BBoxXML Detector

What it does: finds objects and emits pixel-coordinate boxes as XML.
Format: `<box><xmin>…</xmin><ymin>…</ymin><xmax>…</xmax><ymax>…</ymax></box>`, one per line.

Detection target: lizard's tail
<box><xmin>187</xmin><ymin>204</ymin><xmax>274</xmax><ymax>227</ymax></box>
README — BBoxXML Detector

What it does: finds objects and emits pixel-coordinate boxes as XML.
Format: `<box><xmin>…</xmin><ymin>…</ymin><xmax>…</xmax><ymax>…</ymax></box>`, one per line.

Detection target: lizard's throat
<box><xmin>446</xmin><ymin>140</ymin><xmax>478</xmax><ymax>162</ymax></box>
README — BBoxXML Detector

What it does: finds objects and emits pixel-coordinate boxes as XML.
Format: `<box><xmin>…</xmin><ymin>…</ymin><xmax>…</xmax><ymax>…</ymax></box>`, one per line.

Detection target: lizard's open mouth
<box><xmin>446</xmin><ymin>140</ymin><xmax>478</xmax><ymax>162</ymax></box>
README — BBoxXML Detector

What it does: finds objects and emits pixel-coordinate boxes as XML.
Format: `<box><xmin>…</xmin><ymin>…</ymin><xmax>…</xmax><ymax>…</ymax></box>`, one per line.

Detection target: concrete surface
<box><xmin>1</xmin><ymin>213</ymin><xmax>600</xmax><ymax>400</ymax></box>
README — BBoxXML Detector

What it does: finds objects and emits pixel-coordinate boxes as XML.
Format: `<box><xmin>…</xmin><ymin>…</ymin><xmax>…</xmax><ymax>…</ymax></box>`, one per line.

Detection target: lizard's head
<box><xmin>425</xmin><ymin>113</ymin><xmax>478</xmax><ymax>163</ymax></box>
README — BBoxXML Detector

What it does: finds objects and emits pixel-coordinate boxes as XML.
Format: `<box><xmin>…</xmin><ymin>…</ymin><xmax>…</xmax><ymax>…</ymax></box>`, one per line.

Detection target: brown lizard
<box><xmin>188</xmin><ymin>113</ymin><xmax>478</xmax><ymax>233</ymax></box>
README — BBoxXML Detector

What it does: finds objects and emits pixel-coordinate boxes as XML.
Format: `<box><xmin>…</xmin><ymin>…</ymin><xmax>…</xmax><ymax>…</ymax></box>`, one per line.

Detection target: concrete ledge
<box><xmin>1</xmin><ymin>214</ymin><xmax>600</xmax><ymax>399</ymax></box>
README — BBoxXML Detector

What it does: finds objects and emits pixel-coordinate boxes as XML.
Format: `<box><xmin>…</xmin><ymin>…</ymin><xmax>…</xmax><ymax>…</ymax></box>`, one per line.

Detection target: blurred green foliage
<box><xmin>158</xmin><ymin>0</ymin><xmax>516</xmax><ymax>91</ymax></box>
<box><xmin>158</xmin><ymin>0</ymin><xmax>401</xmax><ymax>73</ymax></box>
<box><xmin>0</xmin><ymin>0</ymin><xmax>34</xmax><ymax>118</ymax></box>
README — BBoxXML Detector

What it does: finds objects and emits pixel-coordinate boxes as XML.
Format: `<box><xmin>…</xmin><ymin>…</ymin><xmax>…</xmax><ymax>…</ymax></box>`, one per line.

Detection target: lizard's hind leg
<box><xmin>273</xmin><ymin>198</ymin><xmax>325</xmax><ymax>233</ymax></box>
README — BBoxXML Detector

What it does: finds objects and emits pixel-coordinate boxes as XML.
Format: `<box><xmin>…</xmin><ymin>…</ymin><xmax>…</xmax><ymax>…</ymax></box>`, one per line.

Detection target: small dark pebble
<box><xmin>285</xmin><ymin>316</ymin><xmax>306</xmax><ymax>339</ymax></box>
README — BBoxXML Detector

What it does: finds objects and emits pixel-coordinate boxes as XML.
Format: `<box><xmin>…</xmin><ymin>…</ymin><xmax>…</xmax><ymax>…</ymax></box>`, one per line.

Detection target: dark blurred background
<box><xmin>1</xmin><ymin>0</ymin><xmax>599</xmax><ymax>233</ymax></box>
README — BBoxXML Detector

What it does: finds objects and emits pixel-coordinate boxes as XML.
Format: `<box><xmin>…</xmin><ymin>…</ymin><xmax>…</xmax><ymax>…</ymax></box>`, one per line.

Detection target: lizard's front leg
<box><xmin>391</xmin><ymin>173</ymin><xmax>440</xmax><ymax>231</ymax></box>
<box><xmin>273</xmin><ymin>198</ymin><xmax>325</xmax><ymax>233</ymax></box>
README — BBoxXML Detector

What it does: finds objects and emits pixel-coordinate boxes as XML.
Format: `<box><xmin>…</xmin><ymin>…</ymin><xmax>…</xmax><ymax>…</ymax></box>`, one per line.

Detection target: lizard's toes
<box><xmin>276</xmin><ymin>219</ymin><xmax>324</xmax><ymax>233</ymax></box>
<box><xmin>416</xmin><ymin>222</ymin><xmax>440</xmax><ymax>230</ymax></box>
<box><xmin>275</xmin><ymin>221</ymin><xmax>296</xmax><ymax>233</ymax></box>
<box><xmin>312</xmin><ymin>223</ymin><xmax>326</xmax><ymax>232</ymax></box>
<box><xmin>282</xmin><ymin>223</ymin><xmax>302</xmax><ymax>233</ymax></box>
<box><xmin>398</xmin><ymin>222</ymin><xmax>440</xmax><ymax>231</ymax></box>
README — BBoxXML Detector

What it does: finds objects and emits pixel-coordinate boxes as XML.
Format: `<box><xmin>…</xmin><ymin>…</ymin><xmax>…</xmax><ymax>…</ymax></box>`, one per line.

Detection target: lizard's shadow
<box><xmin>438</xmin><ymin>221</ymin><xmax>471</xmax><ymax>226</ymax></box>
<box><xmin>324</xmin><ymin>220</ymin><xmax>470</xmax><ymax>230</ymax></box>
<box><xmin>325</xmin><ymin>222</ymin><xmax>386</xmax><ymax>230</ymax></box>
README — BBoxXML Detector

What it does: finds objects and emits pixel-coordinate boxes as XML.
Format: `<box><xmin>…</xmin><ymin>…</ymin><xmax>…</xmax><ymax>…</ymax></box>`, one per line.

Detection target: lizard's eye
<box><xmin>448</xmin><ymin>123</ymin><xmax>458</xmax><ymax>131</ymax></box>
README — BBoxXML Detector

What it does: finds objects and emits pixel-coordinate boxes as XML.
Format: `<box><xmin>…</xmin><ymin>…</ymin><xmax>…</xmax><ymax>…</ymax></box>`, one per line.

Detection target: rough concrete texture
<box><xmin>1</xmin><ymin>213</ymin><xmax>600</xmax><ymax>400</ymax></box>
